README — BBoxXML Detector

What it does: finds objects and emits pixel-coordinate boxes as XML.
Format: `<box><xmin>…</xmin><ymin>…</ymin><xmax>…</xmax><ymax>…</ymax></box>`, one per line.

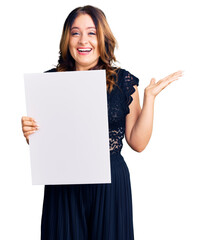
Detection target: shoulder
<box><xmin>113</xmin><ymin>67</ymin><xmax>127</xmax><ymax>76</ymax></box>
<box><xmin>114</xmin><ymin>67</ymin><xmax>139</xmax><ymax>87</ymax></box>
<box><xmin>44</xmin><ymin>68</ymin><xmax>57</xmax><ymax>73</ymax></box>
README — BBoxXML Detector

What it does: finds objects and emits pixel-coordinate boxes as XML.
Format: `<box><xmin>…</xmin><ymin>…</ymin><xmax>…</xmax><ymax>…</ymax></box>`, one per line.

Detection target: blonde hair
<box><xmin>56</xmin><ymin>5</ymin><xmax>120</xmax><ymax>93</ymax></box>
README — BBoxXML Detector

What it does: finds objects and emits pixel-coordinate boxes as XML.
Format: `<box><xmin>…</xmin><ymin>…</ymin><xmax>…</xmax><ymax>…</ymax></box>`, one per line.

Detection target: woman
<box><xmin>21</xmin><ymin>5</ymin><xmax>183</xmax><ymax>240</ymax></box>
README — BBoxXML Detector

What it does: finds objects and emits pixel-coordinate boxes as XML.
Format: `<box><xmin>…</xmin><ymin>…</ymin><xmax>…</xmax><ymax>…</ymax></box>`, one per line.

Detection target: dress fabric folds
<box><xmin>41</xmin><ymin>68</ymin><xmax>139</xmax><ymax>240</ymax></box>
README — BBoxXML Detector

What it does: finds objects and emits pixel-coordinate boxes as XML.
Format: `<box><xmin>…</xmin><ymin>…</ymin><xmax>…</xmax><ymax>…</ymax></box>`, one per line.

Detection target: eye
<box><xmin>89</xmin><ymin>32</ymin><xmax>96</xmax><ymax>35</ymax></box>
<box><xmin>71</xmin><ymin>32</ymin><xmax>79</xmax><ymax>36</ymax></box>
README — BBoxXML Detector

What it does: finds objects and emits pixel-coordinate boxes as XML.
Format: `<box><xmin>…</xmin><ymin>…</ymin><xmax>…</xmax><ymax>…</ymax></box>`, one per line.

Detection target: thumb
<box><xmin>150</xmin><ymin>78</ymin><xmax>156</xmax><ymax>85</ymax></box>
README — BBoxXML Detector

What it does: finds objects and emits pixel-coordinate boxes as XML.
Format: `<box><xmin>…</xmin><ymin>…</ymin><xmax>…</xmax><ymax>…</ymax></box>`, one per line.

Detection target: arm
<box><xmin>126</xmin><ymin>91</ymin><xmax>154</xmax><ymax>152</ymax></box>
<box><xmin>125</xmin><ymin>70</ymin><xmax>183</xmax><ymax>152</ymax></box>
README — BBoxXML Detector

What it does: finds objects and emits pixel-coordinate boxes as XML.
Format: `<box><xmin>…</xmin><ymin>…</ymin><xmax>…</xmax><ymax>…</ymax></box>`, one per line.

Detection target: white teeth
<box><xmin>78</xmin><ymin>48</ymin><xmax>92</xmax><ymax>52</ymax></box>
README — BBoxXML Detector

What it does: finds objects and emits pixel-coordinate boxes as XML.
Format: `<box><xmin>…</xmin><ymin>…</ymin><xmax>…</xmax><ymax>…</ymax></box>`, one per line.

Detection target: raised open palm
<box><xmin>145</xmin><ymin>70</ymin><xmax>183</xmax><ymax>98</ymax></box>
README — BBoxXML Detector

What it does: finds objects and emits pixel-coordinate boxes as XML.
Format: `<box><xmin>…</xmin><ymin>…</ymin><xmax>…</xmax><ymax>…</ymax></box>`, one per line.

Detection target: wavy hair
<box><xmin>56</xmin><ymin>5</ymin><xmax>120</xmax><ymax>93</ymax></box>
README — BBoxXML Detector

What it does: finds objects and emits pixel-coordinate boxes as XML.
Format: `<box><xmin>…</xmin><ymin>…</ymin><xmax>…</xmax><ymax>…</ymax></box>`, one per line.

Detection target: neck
<box><xmin>75</xmin><ymin>60</ymin><xmax>99</xmax><ymax>71</ymax></box>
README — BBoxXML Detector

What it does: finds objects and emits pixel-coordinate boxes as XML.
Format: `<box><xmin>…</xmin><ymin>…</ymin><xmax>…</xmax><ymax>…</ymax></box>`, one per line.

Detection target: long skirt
<box><xmin>41</xmin><ymin>152</ymin><xmax>134</xmax><ymax>240</ymax></box>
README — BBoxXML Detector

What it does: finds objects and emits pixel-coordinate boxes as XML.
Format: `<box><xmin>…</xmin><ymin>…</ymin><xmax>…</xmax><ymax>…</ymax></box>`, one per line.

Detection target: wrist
<box><xmin>144</xmin><ymin>90</ymin><xmax>155</xmax><ymax>103</ymax></box>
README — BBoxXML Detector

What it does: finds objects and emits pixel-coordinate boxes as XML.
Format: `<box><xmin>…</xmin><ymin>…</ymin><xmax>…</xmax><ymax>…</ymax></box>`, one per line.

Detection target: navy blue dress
<box><xmin>41</xmin><ymin>68</ymin><xmax>139</xmax><ymax>240</ymax></box>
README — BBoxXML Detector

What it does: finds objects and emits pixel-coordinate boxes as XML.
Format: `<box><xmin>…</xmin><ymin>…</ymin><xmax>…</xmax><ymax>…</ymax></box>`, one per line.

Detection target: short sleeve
<box><xmin>119</xmin><ymin>69</ymin><xmax>139</xmax><ymax>115</ymax></box>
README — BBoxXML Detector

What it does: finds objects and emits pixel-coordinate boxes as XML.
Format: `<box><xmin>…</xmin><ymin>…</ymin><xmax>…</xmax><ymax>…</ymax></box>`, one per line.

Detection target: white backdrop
<box><xmin>0</xmin><ymin>0</ymin><xmax>205</xmax><ymax>239</ymax></box>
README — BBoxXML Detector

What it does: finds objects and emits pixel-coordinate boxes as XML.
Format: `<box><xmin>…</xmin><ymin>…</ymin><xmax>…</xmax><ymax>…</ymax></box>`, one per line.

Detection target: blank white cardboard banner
<box><xmin>24</xmin><ymin>70</ymin><xmax>111</xmax><ymax>185</ymax></box>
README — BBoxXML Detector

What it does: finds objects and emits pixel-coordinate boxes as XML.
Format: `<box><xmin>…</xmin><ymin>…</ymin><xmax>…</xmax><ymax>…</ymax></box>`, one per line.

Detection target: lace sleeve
<box><xmin>121</xmin><ymin>69</ymin><xmax>139</xmax><ymax>115</ymax></box>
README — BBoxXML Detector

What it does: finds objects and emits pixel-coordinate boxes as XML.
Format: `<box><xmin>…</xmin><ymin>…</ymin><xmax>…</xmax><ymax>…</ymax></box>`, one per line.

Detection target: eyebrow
<box><xmin>71</xmin><ymin>27</ymin><xmax>96</xmax><ymax>30</ymax></box>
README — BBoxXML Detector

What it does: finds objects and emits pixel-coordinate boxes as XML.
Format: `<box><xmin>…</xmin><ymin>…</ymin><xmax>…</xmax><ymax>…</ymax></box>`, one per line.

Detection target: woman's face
<box><xmin>69</xmin><ymin>14</ymin><xmax>100</xmax><ymax>71</ymax></box>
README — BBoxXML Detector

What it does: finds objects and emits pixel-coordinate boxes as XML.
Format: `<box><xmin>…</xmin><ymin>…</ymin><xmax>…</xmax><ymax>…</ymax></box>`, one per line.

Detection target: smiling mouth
<box><xmin>77</xmin><ymin>48</ymin><xmax>92</xmax><ymax>52</ymax></box>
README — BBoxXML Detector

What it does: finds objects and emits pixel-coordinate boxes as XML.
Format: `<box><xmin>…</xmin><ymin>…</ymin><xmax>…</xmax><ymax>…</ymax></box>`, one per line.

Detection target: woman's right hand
<box><xmin>21</xmin><ymin>116</ymin><xmax>40</xmax><ymax>144</ymax></box>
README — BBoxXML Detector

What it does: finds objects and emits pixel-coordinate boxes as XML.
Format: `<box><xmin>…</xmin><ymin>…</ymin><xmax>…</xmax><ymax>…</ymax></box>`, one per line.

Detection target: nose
<box><xmin>78</xmin><ymin>33</ymin><xmax>88</xmax><ymax>45</ymax></box>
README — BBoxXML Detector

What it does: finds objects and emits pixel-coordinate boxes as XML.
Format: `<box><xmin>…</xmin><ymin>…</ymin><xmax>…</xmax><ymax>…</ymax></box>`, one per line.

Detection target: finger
<box><xmin>168</xmin><ymin>73</ymin><xmax>182</xmax><ymax>83</ymax></box>
<box><xmin>150</xmin><ymin>78</ymin><xmax>156</xmax><ymax>85</ymax></box>
<box><xmin>155</xmin><ymin>77</ymin><xmax>176</xmax><ymax>92</ymax></box>
<box><xmin>166</xmin><ymin>70</ymin><xmax>183</xmax><ymax>80</ymax></box>
<box><xmin>22</xmin><ymin>120</ymin><xmax>39</xmax><ymax>127</ymax></box>
<box><xmin>161</xmin><ymin>73</ymin><xmax>182</xmax><ymax>85</ymax></box>
<box><xmin>21</xmin><ymin>116</ymin><xmax>37</xmax><ymax>123</ymax></box>
<box><xmin>24</xmin><ymin>130</ymin><xmax>37</xmax><ymax>138</ymax></box>
<box><xmin>176</xmin><ymin>70</ymin><xmax>184</xmax><ymax>75</ymax></box>
<box><xmin>22</xmin><ymin>126</ymin><xmax>40</xmax><ymax>132</ymax></box>
<box><xmin>170</xmin><ymin>70</ymin><xmax>183</xmax><ymax>76</ymax></box>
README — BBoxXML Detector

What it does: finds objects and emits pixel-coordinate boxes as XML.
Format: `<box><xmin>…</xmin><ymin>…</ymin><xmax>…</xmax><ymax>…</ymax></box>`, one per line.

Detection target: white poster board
<box><xmin>24</xmin><ymin>70</ymin><xmax>111</xmax><ymax>185</ymax></box>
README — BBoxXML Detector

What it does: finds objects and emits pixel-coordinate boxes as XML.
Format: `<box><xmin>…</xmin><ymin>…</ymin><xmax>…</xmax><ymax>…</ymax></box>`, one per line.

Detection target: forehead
<box><xmin>71</xmin><ymin>14</ymin><xmax>96</xmax><ymax>29</ymax></box>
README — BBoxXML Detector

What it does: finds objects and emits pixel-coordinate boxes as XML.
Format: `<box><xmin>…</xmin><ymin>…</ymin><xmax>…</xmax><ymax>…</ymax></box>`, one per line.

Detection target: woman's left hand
<box><xmin>144</xmin><ymin>70</ymin><xmax>183</xmax><ymax>99</ymax></box>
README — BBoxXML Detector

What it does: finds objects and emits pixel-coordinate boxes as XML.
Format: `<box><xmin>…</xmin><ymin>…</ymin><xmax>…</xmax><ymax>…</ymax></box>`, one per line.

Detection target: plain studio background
<box><xmin>0</xmin><ymin>0</ymin><xmax>205</xmax><ymax>239</ymax></box>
